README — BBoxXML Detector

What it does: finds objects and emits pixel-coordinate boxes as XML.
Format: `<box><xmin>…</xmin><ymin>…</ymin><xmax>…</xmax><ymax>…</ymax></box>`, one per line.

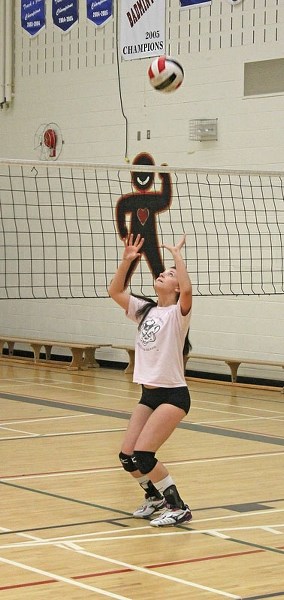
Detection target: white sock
<box><xmin>154</xmin><ymin>475</ymin><xmax>175</xmax><ymax>495</ymax></box>
<box><xmin>137</xmin><ymin>475</ymin><xmax>149</xmax><ymax>489</ymax></box>
<box><xmin>137</xmin><ymin>475</ymin><xmax>162</xmax><ymax>498</ymax></box>
<box><xmin>154</xmin><ymin>475</ymin><xmax>185</xmax><ymax>509</ymax></box>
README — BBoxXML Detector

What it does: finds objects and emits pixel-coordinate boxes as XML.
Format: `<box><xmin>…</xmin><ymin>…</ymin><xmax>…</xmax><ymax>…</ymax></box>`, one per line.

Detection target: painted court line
<box><xmin>3</xmin><ymin>371</ymin><xmax>281</xmax><ymax>405</ymax></box>
<box><xmin>2</xmin><ymin>412</ymin><xmax>283</xmax><ymax>429</ymax></box>
<box><xmin>0</xmin><ymin>556</ymin><xmax>131</xmax><ymax>600</ymax></box>
<box><xmin>2</xmin><ymin>391</ymin><xmax>283</xmax><ymax>447</ymax></box>
<box><xmin>64</xmin><ymin>541</ymin><xmax>241</xmax><ymax>599</ymax></box>
<box><xmin>0</xmin><ymin>549</ymin><xmax>270</xmax><ymax>593</ymax></box>
<box><xmin>1</xmin><ymin>520</ymin><xmax>283</xmax><ymax>550</ymax></box>
<box><xmin>1</xmin><ymin>450</ymin><xmax>283</xmax><ymax>481</ymax></box>
<box><xmin>2</xmin><ymin>387</ymin><xmax>283</xmax><ymax>417</ymax></box>
<box><xmin>6</xmin><ymin>373</ymin><xmax>281</xmax><ymax>406</ymax></box>
<box><xmin>0</xmin><ymin>519</ymin><xmax>243</xmax><ymax>598</ymax></box>
<box><xmin>3</xmin><ymin>425</ymin><xmax>282</xmax><ymax>443</ymax></box>
<box><xmin>1</xmin><ymin>519</ymin><xmax>279</xmax><ymax>597</ymax></box>
<box><xmin>193</xmin><ymin>398</ymin><xmax>284</xmax><ymax>416</ymax></box>
<box><xmin>192</xmin><ymin>511</ymin><xmax>284</xmax><ymax>526</ymax></box>
<box><xmin>259</xmin><ymin>526</ymin><xmax>283</xmax><ymax>535</ymax></box>
<box><xmin>0</xmin><ymin>414</ymin><xmax>91</xmax><ymax>426</ymax></box>
<box><xmin>0</xmin><ymin>427</ymin><xmax>126</xmax><ymax>442</ymax></box>
<box><xmin>0</xmin><ymin>480</ymin><xmax>132</xmax><ymax>516</ymax></box>
<box><xmin>0</xmin><ymin>526</ymin><xmax>54</xmax><ymax>545</ymax></box>
<box><xmin>183</xmin><ymin>422</ymin><xmax>284</xmax><ymax>446</ymax></box>
<box><xmin>207</xmin><ymin>531</ymin><xmax>230</xmax><ymax>539</ymax></box>
<box><xmin>160</xmin><ymin>451</ymin><xmax>284</xmax><ymax>468</ymax></box>
<box><xmin>0</xmin><ymin>393</ymin><xmax>284</xmax><ymax>446</ymax></box>
<box><xmin>228</xmin><ymin>536</ymin><xmax>284</xmax><ymax>557</ymax></box>
<box><xmin>194</xmin><ymin>416</ymin><xmax>284</xmax><ymax>425</ymax></box>
<box><xmin>0</xmin><ymin>426</ymin><xmax>38</xmax><ymax>436</ymax></box>
<box><xmin>243</xmin><ymin>593</ymin><xmax>284</xmax><ymax>600</ymax></box>
<box><xmin>0</xmin><ymin>380</ymin><xmax>35</xmax><ymax>387</ymax></box>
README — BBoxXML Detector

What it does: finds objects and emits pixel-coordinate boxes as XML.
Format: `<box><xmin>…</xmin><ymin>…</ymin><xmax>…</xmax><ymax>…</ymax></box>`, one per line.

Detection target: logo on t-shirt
<box><xmin>140</xmin><ymin>318</ymin><xmax>160</xmax><ymax>345</ymax></box>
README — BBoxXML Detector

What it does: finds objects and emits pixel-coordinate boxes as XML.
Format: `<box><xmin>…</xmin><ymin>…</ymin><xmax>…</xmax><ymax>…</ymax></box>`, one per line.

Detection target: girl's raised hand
<box><xmin>123</xmin><ymin>233</ymin><xmax>144</xmax><ymax>262</ymax></box>
<box><xmin>161</xmin><ymin>234</ymin><xmax>186</xmax><ymax>256</ymax></box>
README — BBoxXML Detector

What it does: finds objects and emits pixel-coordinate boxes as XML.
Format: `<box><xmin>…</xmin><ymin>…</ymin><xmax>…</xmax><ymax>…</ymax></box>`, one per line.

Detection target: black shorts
<box><xmin>139</xmin><ymin>385</ymin><xmax>191</xmax><ymax>414</ymax></box>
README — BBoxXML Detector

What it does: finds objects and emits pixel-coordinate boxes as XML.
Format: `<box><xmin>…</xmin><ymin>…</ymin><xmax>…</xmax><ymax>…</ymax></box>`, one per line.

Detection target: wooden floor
<box><xmin>0</xmin><ymin>360</ymin><xmax>283</xmax><ymax>600</ymax></box>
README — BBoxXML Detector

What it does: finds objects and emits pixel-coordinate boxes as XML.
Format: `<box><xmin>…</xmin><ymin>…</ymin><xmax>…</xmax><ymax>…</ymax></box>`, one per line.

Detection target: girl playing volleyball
<box><xmin>108</xmin><ymin>233</ymin><xmax>192</xmax><ymax>526</ymax></box>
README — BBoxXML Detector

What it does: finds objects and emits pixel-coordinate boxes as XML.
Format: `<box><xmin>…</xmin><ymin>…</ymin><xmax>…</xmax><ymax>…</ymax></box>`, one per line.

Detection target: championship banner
<box><xmin>21</xmin><ymin>0</ymin><xmax>45</xmax><ymax>37</ymax></box>
<box><xmin>87</xmin><ymin>0</ymin><xmax>113</xmax><ymax>27</ymax></box>
<box><xmin>52</xmin><ymin>0</ymin><xmax>78</xmax><ymax>33</ymax></box>
<box><xmin>120</xmin><ymin>0</ymin><xmax>166</xmax><ymax>61</ymax></box>
<box><xmin>180</xmin><ymin>0</ymin><xmax>211</xmax><ymax>8</ymax></box>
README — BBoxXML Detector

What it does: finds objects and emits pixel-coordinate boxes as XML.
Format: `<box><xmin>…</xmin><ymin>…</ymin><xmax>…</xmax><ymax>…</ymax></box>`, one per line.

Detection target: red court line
<box><xmin>0</xmin><ymin>547</ymin><xmax>268</xmax><ymax>592</ymax></box>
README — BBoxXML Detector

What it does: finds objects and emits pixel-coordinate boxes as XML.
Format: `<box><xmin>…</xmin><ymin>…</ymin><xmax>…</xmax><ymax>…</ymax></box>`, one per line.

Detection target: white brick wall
<box><xmin>0</xmin><ymin>0</ymin><xmax>283</xmax><ymax>382</ymax></box>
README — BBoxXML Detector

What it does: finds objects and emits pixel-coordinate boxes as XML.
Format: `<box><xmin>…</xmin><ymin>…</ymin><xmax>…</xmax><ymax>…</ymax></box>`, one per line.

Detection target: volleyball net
<box><xmin>0</xmin><ymin>158</ymin><xmax>283</xmax><ymax>299</ymax></box>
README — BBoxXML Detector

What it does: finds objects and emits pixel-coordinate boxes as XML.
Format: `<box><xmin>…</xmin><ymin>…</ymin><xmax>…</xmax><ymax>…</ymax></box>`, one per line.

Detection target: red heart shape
<box><xmin>137</xmin><ymin>208</ymin><xmax>149</xmax><ymax>225</ymax></box>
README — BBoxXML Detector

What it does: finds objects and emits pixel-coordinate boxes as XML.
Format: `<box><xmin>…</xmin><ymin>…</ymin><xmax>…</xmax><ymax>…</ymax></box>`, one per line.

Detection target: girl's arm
<box><xmin>162</xmin><ymin>234</ymin><xmax>192</xmax><ymax>316</ymax></box>
<box><xmin>108</xmin><ymin>234</ymin><xmax>144</xmax><ymax>310</ymax></box>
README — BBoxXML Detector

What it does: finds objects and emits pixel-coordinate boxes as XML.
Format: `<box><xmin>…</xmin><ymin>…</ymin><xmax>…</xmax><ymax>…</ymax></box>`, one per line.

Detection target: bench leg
<box><xmin>225</xmin><ymin>361</ymin><xmax>241</xmax><ymax>383</ymax></box>
<box><xmin>43</xmin><ymin>345</ymin><xmax>52</xmax><ymax>361</ymax></box>
<box><xmin>83</xmin><ymin>347</ymin><xmax>100</xmax><ymax>369</ymax></box>
<box><xmin>0</xmin><ymin>340</ymin><xmax>5</xmax><ymax>356</ymax></box>
<box><xmin>7</xmin><ymin>342</ymin><xmax>15</xmax><ymax>356</ymax></box>
<box><xmin>30</xmin><ymin>343</ymin><xmax>42</xmax><ymax>363</ymax></box>
<box><xmin>125</xmin><ymin>349</ymin><xmax>135</xmax><ymax>374</ymax></box>
<box><xmin>68</xmin><ymin>347</ymin><xmax>84</xmax><ymax>370</ymax></box>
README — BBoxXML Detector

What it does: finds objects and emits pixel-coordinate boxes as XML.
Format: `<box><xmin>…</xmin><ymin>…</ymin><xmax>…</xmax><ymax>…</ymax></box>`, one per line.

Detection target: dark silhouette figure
<box><xmin>116</xmin><ymin>153</ymin><xmax>172</xmax><ymax>285</ymax></box>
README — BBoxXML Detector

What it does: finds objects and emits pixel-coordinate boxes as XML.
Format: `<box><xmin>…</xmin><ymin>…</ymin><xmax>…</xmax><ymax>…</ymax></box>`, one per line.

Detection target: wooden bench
<box><xmin>187</xmin><ymin>354</ymin><xmax>283</xmax><ymax>389</ymax></box>
<box><xmin>112</xmin><ymin>345</ymin><xmax>136</xmax><ymax>374</ymax></box>
<box><xmin>111</xmin><ymin>345</ymin><xmax>284</xmax><ymax>390</ymax></box>
<box><xmin>0</xmin><ymin>336</ymin><xmax>109</xmax><ymax>370</ymax></box>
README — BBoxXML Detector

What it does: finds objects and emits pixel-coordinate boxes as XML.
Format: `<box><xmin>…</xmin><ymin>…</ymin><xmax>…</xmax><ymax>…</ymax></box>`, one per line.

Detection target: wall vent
<box><xmin>189</xmin><ymin>119</ymin><xmax>218</xmax><ymax>141</ymax></box>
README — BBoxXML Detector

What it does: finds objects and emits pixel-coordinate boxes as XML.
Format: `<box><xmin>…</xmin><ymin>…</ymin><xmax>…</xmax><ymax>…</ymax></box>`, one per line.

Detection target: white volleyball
<box><xmin>148</xmin><ymin>56</ymin><xmax>184</xmax><ymax>93</ymax></box>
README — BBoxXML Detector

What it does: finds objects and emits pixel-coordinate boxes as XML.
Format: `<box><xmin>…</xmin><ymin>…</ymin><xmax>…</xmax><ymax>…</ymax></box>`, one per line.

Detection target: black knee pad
<box><xmin>119</xmin><ymin>452</ymin><xmax>137</xmax><ymax>472</ymax></box>
<box><xmin>133</xmin><ymin>450</ymin><xmax>157</xmax><ymax>475</ymax></box>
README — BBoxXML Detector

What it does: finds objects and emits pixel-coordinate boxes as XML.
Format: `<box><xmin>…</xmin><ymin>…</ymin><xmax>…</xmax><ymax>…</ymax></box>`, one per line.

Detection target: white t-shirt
<box><xmin>126</xmin><ymin>295</ymin><xmax>191</xmax><ymax>388</ymax></box>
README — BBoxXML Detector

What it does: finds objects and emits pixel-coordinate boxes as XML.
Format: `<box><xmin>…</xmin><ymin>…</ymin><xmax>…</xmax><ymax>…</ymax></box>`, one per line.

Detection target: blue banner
<box><xmin>180</xmin><ymin>0</ymin><xmax>211</xmax><ymax>8</ymax></box>
<box><xmin>52</xmin><ymin>0</ymin><xmax>78</xmax><ymax>32</ymax></box>
<box><xmin>87</xmin><ymin>0</ymin><xmax>113</xmax><ymax>27</ymax></box>
<box><xmin>21</xmin><ymin>0</ymin><xmax>45</xmax><ymax>36</ymax></box>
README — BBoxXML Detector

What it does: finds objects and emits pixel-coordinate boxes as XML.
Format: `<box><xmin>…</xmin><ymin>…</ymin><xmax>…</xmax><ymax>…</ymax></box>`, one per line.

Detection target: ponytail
<box><xmin>132</xmin><ymin>293</ymin><xmax>157</xmax><ymax>331</ymax></box>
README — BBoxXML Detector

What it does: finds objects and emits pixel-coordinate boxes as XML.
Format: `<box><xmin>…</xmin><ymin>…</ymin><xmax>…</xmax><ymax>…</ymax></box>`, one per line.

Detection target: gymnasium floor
<box><xmin>0</xmin><ymin>360</ymin><xmax>283</xmax><ymax>599</ymax></box>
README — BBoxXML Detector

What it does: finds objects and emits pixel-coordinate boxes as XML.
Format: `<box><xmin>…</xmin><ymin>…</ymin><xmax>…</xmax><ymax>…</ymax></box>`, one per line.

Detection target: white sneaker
<box><xmin>133</xmin><ymin>496</ymin><xmax>167</xmax><ymax>518</ymax></box>
<box><xmin>150</xmin><ymin>504</ymin><xmax>192</xmax><ymax>527</ymax></box>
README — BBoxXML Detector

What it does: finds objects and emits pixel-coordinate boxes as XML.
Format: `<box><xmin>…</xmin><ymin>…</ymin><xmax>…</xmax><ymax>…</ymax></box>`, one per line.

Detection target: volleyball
<box><xmin>148</xmin><ymin>56</ymin><xmax>184</xmax><ymax>93</ymax></box>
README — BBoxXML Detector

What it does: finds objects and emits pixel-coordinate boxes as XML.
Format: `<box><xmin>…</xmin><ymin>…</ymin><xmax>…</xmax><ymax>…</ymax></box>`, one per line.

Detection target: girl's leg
<box><xmin>134</xmin><ymin>402</ymin><xmax>186</xmax><ymax>453</ymax></box>
<box><xmin>119</xmin><ymin>403</ymin><xmax>163</xmax><ymax>503</ymax></box>
<box><xmin>133</xmin><ymin>404</ymin><xmax>190</xmax><ymax>512</ymax></box>
<box><xmin>121</xmin><ymin>403</ymin><xmax>153</xmax><ymax>455</ymax></box>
